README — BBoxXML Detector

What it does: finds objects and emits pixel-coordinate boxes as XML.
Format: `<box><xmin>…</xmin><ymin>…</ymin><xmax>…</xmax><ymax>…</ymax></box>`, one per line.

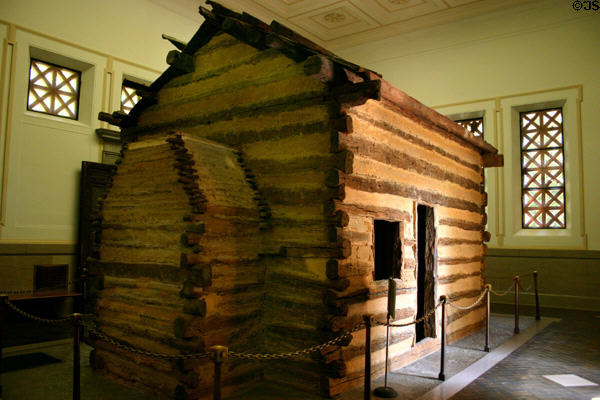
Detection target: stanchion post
<box><xmin>80</xmin><ymin>267</ymin><xmax>88</xmax><ymax>314</ymax></box>
<box><xmin>533</xmin><ymin>270</ymin><xmax>540</xmax><ymax>320</ymax></box>
<box><xmin>514</xmin><ymin>276</ymin><xmax>520</xmax><ymax>334</ymax></box>
<box><xmin>484</xmin><ymin>284</ymin><xmax>491</xmax><ymax>352</ymax></box>
<box><xmin>209</xmin><ymin>345</ymin><xmax>228</xmax><ymax>400</ymax></box>
<box><xmin>363</xmin><ymin>315</ymin><xmax>371</xmax><ymax>400</ymax></box>
<box><xmin>72</xmin><ymin>313</ymin><xmax>82</xmax><ymax>400</ymax></box>
<box><xmin>438</xmin><ymin>295</ymin><xmax>447</xmax><ymax>381</ymax></box>
<box><xmin>0</xmin><ymin>294</ymin><xmax>7</xmax><ymax>396</ymax></box>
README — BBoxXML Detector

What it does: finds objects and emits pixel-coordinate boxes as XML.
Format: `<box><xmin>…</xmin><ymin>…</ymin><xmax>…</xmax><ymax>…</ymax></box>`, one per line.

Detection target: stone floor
<box><xmin>0</xmin><ymin>306</ymin><xmax>598</xmax><ymax>399</ymax></box>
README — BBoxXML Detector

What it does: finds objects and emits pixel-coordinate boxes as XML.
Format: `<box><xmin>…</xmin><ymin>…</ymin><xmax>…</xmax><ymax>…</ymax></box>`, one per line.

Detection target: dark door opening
<box><xmin>416</xmin><ymin>204</ymin><xmax>436</xmax><ymax>342</ymax></box>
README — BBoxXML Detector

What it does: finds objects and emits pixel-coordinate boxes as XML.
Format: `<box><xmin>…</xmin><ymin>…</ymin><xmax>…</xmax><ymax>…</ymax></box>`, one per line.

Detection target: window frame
<box><xmin>27</xmin><ymin>58</ymin><xmax>82</xmax><ymax>120</ymax></box>
<box><xmin>519</xmin><ymin>107</ymin><xmax>566</xmax><ymax>229</ymax></box>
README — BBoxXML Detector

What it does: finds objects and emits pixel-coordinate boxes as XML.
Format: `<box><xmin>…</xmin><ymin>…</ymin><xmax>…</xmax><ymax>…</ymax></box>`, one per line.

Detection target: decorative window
<box><xmin>27</xmin><ymin>59</ymin><xmax>81</xmax><ymax>119</ymax></box>
<box><xmin>120</xmin><ymin>84</ymin><xmax>141</xmax><ymax>114</ymax></box>
<box><xmin>456</xmin><ymin>117</ymin><xmax>483</xmax><ymax>137</ymax></box>
<box><xmin>520</xmin><ymin>108</ymin><xmax>565</xmax><ymax>229</ymax></box>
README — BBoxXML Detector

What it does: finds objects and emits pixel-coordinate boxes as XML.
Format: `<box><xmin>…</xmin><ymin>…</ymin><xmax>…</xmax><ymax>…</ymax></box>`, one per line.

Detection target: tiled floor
<box><xmin>449</xmin><ymin>307</ymin><xmax>600</xmax><ymax>400</ymax></box>
<box><xmin>0</xmin><ymin>306</ymin><xmax>598</xmax><ymax>399</ymax></box>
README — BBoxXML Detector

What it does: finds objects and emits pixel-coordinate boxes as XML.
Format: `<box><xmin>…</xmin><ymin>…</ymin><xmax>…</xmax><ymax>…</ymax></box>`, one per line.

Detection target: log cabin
<box><xmin>87</xmin><ymin>1</ymin><xmax>503</xmax><ymax>398</ymax></box>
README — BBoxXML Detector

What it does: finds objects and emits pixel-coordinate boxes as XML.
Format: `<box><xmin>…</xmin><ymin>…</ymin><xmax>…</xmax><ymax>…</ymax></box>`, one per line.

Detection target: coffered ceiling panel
<box><xmin>248</xmin><ymin>0</ymin><xmax>340</xmax><ymax>17</ymax></box>
<box><xmin>288</xmin><ymin>2</ymin><xmax>379</xmax><ymax>40</ymax></box>
<box><xmin>353</xmin><ymin>0</ymin><xmax>449</xmax><ymax>24</ymax></box>
<box><xmin>158</xmin><ymin>0</ymin><xmax>537</xmax><ymax>50</ymax></box>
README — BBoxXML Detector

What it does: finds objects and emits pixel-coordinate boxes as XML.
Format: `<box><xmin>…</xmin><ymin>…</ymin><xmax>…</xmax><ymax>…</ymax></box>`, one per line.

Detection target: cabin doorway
<box><xmin>416</xmin><ymin>204</ymin><xmax>436</xmax><ymax>342</ymax></box>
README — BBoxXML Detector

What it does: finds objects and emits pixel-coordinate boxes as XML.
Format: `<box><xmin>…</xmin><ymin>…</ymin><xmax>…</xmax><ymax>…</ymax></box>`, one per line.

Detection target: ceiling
<box><xmin>153</xmin><ymin>0</ymin><xmax>535</xmax><ymax>51</ymax></box>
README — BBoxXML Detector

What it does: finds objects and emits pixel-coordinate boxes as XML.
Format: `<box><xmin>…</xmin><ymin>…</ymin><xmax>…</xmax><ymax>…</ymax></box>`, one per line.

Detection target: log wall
<box><xmin>93</xmin><ymin>30</ymin><xmax>492</xmax><ymax>399</ymax></box>
<box><xmin>323</xmin><ymin>99</ymin><xmax>488</xmax><ymax>395</ymax></box>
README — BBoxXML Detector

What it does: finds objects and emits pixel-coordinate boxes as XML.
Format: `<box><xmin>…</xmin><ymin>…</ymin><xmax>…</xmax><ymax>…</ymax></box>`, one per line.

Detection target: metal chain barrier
<box><xmin>0</xmin><ymin>282</ymin><xmax>78</xmax><ymax>295</ymax></box>
<box><xmin>3</xmin><ymin>297</ymin><xmax>73</xmax><ymax>324</ymax></box>
<box><xmin>447</xmin><ymin>286</ymin><xmax>489</xmax><ymax>310</ymax></box>
<box><xmin>229</xmin><ymin>322</ymin><xmax>365</xmax><ymax>360</ymax></box>
<box><xmin>82</xmin><ymin>321</ymin><xmax>210</xmax><ymax>360</ymax></box>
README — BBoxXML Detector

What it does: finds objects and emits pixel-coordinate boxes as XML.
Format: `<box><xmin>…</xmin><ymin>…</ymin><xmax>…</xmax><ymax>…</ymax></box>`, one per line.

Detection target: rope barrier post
<box><xmin>374</xmin><ymin>278</ymin><xmax>398</xmax><ymax>398</ymax></box>
<box><xmin>484</xmin><ymin>285</ymin><xmax>491</xmax><ymax>352</ymax></box>
<box><xmin>514</xmin><ymin>276</ymin><xmax>520</xmax><ymax>334</ymax></box>
<box><xmin>363</xmin><ymin>315</ymin><xmax>371</xmax><ymax>400</ymax></box>
<box><xmin>72</xmin><ymin>313</ymin><xmax>82</xmax><ymax>400</ymax></box>
<box><xmin>0</xmin><ymin>294</ymin><xmax>7</xmax><ymax>396</ymax></box>
<box><xmin>209</xmin><ymin>345</ymin><xmax>228</xmax><ymax>400</ymax></box>
<box><xmin>79</xmin><ymin>267</ymin><xmax>88</xmax><ymax>314</ymax></box>
<box><xmin>533</xmin><ymin>270</ymin><xmax>540</xmax><ymax>320</ymax></box>
<box><xmin>438</xmin><ymin>295</ymin><xmax>447</xmax><ymax>381</ymax></box>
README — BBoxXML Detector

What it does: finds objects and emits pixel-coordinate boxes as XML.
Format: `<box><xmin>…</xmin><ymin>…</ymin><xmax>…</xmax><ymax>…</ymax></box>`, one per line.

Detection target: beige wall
<box><xmin>337</xmin><ymin>0</ymin><xmax>599</xmax><ymax>309</ymax></box>
<box><xmin>0</xmin><ymin>0</ymin><xmax>198</xmax><ymax>290</ymax></box>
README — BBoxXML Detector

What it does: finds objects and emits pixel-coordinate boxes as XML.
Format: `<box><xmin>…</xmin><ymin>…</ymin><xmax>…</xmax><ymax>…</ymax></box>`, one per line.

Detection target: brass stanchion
<box><xmin>363</xmin><ymin>315</ymin><xmax>372</xmax><ymax>400</ymax></box>
<box><xmin>533</xmin><ymin>271</ymin><xmax>540</xmax><ymax>320</ymax></box>
<box><xmin>438</xmin><ymin>295</ymin><xmax>447</xmax><ymax>381</ymax></box>
<box><xmin>0</xmin><ymin>294</ymin><xmax>7</xmax><ymax>396</ymax></box>
<box><xmin>485</xmin><ymin>284</ymin><xmax>491</xmax><ymax>352</ymax></box>
<box><xmin>72</xmin><ymin>313</ymin><xmax>82</xmax><ymax>400</ymax></box>
<box><xmin>374</xmin><ymin>279</ymin><xmax>398</xmax><ymax>398</ymax></box>
<box><xmin>209</xmin><ymin>345</ymin><xmax>228</xmax><ymax>400</ymax></box>
<box><xmin>514</xmin><ymin>276</ymin><xmax>520</xmax><ymax>334</ymax></box>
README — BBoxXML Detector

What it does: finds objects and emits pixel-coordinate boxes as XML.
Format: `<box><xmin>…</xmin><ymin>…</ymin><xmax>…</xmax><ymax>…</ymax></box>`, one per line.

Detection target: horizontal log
<box><xmin>321</xmin><ymin>329</ymin><xmax>413</xmax><ymax>364</ymax></box>
<box><xmin>331</xmin><ymin>114</ymin><xmax>353</xmax><ymax>134</ymax></box>
<box><xmin>438</xmin><ymin>271</ymin><xmax>480</xmax><ymax>284</ymax></box>
<box><xmin>280</xmin><ymin>240</ymin><xmax>350</xmax><ymax>258</ymax></box>
<box><xmin>247</xmin><ymin>150</ymin><xmax>353</xmax><ymax>175</ymax></box>
<box><xmin>166</xmin><ymin>50</ymin><xmax>194</xmax><ymax>73</ymax></box>
<box><xmin>438</xmin><ymin>255</ymin><xmax>484</xmax><ymax>265</ymax></box>
<box><xmin>326</xmin><ymin>200</ymin><xmax>412</xmax><ymax>223</ymax></box>
<box><xmin>88</xmin><ymin>260</ymin><xmax>182</xmax><ymax>282</ymax></box>
<box><xmin>437</xmin><ymin>238</ymin><xmax>482</xmax><ymax>246</ymax></box>
<box><xmin>326</xmin><ymin>306</ymin><xmax>413</xmax><ymax>331</ymax></box>
<box><xmin>161</xmin><ymin>33</ymin><xmax>187</xmax><ymax>50</ymax></box>
<box><xmin>340</xmin><ymin>133</ymin><xmax>481</xmax><ymax>192</ymax></box>
<box><xmin>379</xmin><ymin>79</ymin><xmax>497</xmax><ymax>155</ymax></box>
<box><xmin>344</xmin><ymin>175</ymin><xmax>481</xmax><ymax>213</ymax></box>
<box><xmin>348</xmin><ymin>108</ymin><xmax>481</xmax><ymax>173</ymax></box>
<box><xmin>303</xmin><ymin>54</ymin><xmax>336</xmax><ymax>83</ymax></box>
<box><xmin>483</xmin><ymin>230</ymin><xmax>491</xmax><ymax>242</ymax></box>
<box><xmin>221</xmin><ymin>16</ymin><xmax>264</xmax><ymax>48</ymax></box>
<box><xmin>438</xmin><ymin>218</ymin><xmax>483</xmax><ymax>231</ymax></box>
<box><xmin>483</xmin><ymin>152</ymin><xmax>504</xmax><ymax>168</ymax></box>
<box><xmin>447</xmin><ymin>289</ymin><xmax>484</xmax><ymax>304</ymax></box>
<box><xmin>183</xmin><ymin>299</ymin><xmax>207</xmax><ymax>316</ymax></box>
<box><xmin>331</xmin><ymin>80</ymin><xmax>381</xmax><ymax>107</ymax></box>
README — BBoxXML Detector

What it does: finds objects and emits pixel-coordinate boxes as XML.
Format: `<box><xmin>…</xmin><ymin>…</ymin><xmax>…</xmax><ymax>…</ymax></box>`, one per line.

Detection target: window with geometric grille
<box><xmin>27</xmin><ymin>59</ymin><xmax>81</xmax><ymax>119</ymax></box>
<box><xmin>520</xmin><ymin>108</ymin><xmax>566</xmax><ymax>229</ymax></box>
<box><xmin>120</xmin><ymin>84</ymin><xmax>141</xmax><ymax>114</ymax></box>
<box><xmin>456</xmin><ymin>117</ymin><xmax>483</xmax><ymax>137</ymax></box>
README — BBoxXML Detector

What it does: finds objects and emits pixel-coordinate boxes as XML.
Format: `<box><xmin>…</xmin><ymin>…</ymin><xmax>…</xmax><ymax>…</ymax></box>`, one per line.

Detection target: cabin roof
<box><xmin>103</xmin><ymin>1</ymin><xmax>498</xmax><ymax>157</ymax></box>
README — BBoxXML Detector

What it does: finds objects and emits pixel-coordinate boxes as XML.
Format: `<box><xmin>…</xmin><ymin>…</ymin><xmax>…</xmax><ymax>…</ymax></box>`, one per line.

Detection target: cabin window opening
<box><xmin>416</xmin><ymin>204</ymin><xmax>436</xmax><ymax>342</ymax></box>
<box><xmin>373</xmin><ymin>220</ymin><xmax>402</xmax><ymax>281</ymax></box>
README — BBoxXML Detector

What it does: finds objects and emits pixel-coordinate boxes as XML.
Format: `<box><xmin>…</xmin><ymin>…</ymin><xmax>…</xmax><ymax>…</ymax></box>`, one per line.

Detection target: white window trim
<box><xmin>500</xmin><ymin>87</ymin><xmax>585</xmax><ymax>249</ymax></box>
